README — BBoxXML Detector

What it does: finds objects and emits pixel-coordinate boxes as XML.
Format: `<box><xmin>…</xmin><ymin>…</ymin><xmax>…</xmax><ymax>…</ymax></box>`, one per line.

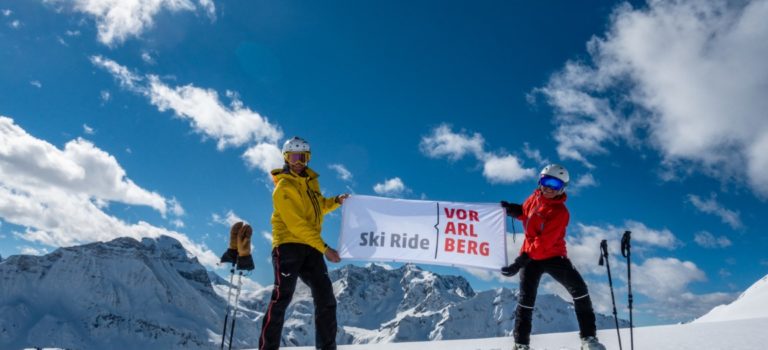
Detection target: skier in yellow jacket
<box><xmin>259</xmin><ymin>136</ymin><xmax>349</xmax><ymax>350</ymax></box>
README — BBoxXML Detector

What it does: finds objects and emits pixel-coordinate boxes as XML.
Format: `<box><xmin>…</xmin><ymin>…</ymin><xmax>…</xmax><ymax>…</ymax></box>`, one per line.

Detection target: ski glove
<box><xmin>236</xmin><ymin>224</ymin><xmax>255</xmax><ymax>271</ymax></box>
<box><xmin>220</xmin><ymin>248</ymin><xmax>238</xmax><ymax>264</ymax></box>
<box><xmin>237</xmin><ymin>255</ymin><xmax>255</xmax><ymax>271</ymax></box>
<box><xmin>500</xmin><ymin>201</ymin><xmax>523</xmax><ymax>217</ymax></box>
<box><xmin>501</xmin><ymin>253</ymin><xmax>531</xmax><ymax>277</ymax></box>
<box><xmin>221</xmin><ymin>222</ymin><xmax>244</xmax><ymax>264</ymax></box>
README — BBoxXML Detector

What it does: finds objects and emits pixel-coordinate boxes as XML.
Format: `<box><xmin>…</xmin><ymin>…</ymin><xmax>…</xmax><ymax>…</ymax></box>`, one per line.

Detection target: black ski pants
<box><xmin>259</xmin><ymin>243</ymin><xmax>337</xmax><ymax>350</ymax></box>
<box><xmin>513</xmin><ymin>256</ymin><xmax>596</xmax><ymax>345</ymax></box>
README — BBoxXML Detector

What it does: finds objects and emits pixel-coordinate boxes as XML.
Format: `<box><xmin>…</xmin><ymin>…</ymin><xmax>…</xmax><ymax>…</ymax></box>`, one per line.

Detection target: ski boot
<box><xmin>581</xmin><ymin>336</ymin><xmax>606</xmax><ymax>350</ymax></box>
<box><xmin>513</xmin><ymin>344</ymin><xmax>531</xmax><ymax>350</ymax></box>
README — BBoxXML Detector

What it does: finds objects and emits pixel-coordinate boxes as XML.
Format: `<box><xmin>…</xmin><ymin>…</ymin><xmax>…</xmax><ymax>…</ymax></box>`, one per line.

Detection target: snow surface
<box><xmin>695</xmin><ymin>274</ymin><xmax>768</xmax><ymax>323</ymax></box>
<box><xmin>279</xmin><ymin>317</ymin><xmax>768</xmax><ymax>350</ymax></box>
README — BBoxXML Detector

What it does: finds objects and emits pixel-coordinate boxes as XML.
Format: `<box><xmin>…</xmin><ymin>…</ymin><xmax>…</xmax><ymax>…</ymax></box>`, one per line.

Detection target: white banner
<box><xmin>338</xmin><ymin>195</ymin><xmax>507</xmax><ymax>270</ymax></box>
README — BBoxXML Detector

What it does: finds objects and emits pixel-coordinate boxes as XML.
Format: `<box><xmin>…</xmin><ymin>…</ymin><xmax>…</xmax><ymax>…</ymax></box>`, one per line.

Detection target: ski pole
<box><xmin>621</xmin><ymin>231</ymin><xmax>634</xmax><ymax>350</ymax></box>
<box><xmin>228</xmin><ymin>270</ymin><xmax>245</xmax><ymax>350</ymax></box>
<box><xmin>599</xmin><ymin>239</ymin><xmax>622</xmax><ymax>350</ymax></box>
<box><xmin>221</xmin><ymin>263</ymin><xmax>237</xmax><ymax>349</ymax></box>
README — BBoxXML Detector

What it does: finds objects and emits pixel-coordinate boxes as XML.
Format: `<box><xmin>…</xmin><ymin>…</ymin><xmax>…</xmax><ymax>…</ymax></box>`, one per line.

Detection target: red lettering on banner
<box><xmin>442</xmin><ymin>206</ymin><xmax>489</xmax><ymax>257</ymax></box>
<box><xmin>480</xmin><ymin>242</ymin><xmax>489</xmax><ymax>256</ymax></box>
<box><xmin>443</xmin><ymin>238</ymin><xmax>490</xmax><ymax>256</ymax></box>
<box><xmin>467</xmin><ymin>240</ymin><xmax>477</xmax><ymax>255</ymax></box>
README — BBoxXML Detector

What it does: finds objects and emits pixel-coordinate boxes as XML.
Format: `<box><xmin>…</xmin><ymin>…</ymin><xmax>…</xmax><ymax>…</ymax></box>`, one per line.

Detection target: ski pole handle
<box><xmin>621</xmin><ymin>231</ymin><xmax>631</xmax><ymax>258</ymax></box>
<box><xmin>599</xmin><ymin>239</ymin><xmax>608</xmax><ymax>266</ymax></box>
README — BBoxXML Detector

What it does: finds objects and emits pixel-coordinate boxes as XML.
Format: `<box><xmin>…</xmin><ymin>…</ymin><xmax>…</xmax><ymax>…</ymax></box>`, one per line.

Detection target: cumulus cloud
<box><xmin>19</xmin><ymin>246</ymin><xmax>48</xmax><ymax>256</ymax></box>
<box><xmin>93</xmin><ymin>56</ymin><xmax>285</xmax><ymax>175</ymax></box>
<box><xmin>482</xmin><ymin>155</ymin><xmax>536</xmax><ymax>184</ymax></box>
<box><xmin>243</xmin><ymin>143</ymin><xmax>283</xmax><ymax>174</ymax></box>
<box><xmin>0</xmin><ymin>116</ymin><xmax>218</xmax><ymax>267</ymax></box>
<box><xmin>420</xmin><ymin>124</ymin><xmax>536</xmax><ymax>184</ymax></box>
<box><xmin>694</xmin><ymin>231</ymin><xmax>732</xmax><ymax>249</ymax></box>
<box><xmin>212</xmin><ymin>210</ymin><xmax>245</xmax><ymax>227</ymax></box>
<box><xmin>420</xmin><ymin>124</ymin><xmax>485</xmax><ymax>161</ymax></box>
<box><xmin>569</xmin><ymin>173</ymin><xmax>598</xmax><ymax>193</ymax></box>
<box><xmin>29</xmin><ymin>81</ymin><xmax>42</xmax><ymax>88</ymax></box>
<box><xmin>687</xmin><ymin>194</ymin><xmax>743</xmax><ymax>229</ymax></box>
<box><xmin>537</xmin><ymin>0</ymin><xmax>768</xmax><ymax>197</ymax></box>
<box><xmin>373</xmin><ymin>177</ymin><xmax>409</xmax><ymax>197</ymax></box>
<box><xmin>83</xmin><ymin>124</ymin><xmax>95</xmax><ymax>135</ymax></box>
<box><xmin>329</xmin><ymin>164</ymin><xmax>353</xmax><ymax>181</ymax></box>
<box><xmin>45</xmin><ymin>0</ymin><xmax>216</xmax><ymax>46</ymax></box>
<box><xmin>564</xmin><ymin>220</ymin><xmax>732</xmax><ymax>321</ymax></box>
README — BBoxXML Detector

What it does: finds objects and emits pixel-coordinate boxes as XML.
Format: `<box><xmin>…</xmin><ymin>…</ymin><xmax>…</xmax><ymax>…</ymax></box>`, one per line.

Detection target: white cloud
<box><xmin>29</xmin><ymin>81</ymin><xmax>42</xmax><ymax>88</ymax></box>
<box><xmin>2</xmin><ymin>9</ymin><xmax>11</xmax><ymax>17</ymax></box>
<box><xmin>93</xmin><ymin>56</ymin><xmax>286</xmax><ymax>176</ymax></box>
<box><xmin>522</xmin><ymin>142</ymin><xmax>547</xmax><ymax>165</ymax></box>
<box><xmin>329</xmin><ymin>163</ymin><xmax>353</xmax><ymax>181</ymax></box>
<box><xmin>82</xmin><ymin>124</ymin><xmax>95</xmax><ymax>135</ymax></box>
<box><xmin>569</xmin><ymin>173</ymin><xmax>598</xmax><ymax>193</ymax></box>
<box><xmin>141</xmin><ymin>51</ymin><xmax>155</xmax><ymax>64</ymax></box>
<box><xmin>65</xmin><ymin>29</ymin><xmax>80</xmax><ymax>36</ymax></box>
<box><xmin>537</xmin><ymin>0</ymin><xmax>768</xmax><ymax>197</ymax></box>
<box><xmin>9</xmin><ymin>19</ymin><xmax>20</xmax><ymax>29</ymax></box>
<box><xmin>420</xmin><ymin>124</ymin><xmax>536</xmax><ymax>184</ymax></box>
<box><xmin>243</xmin><ymin>143</ymin><xmax>283</xmax><ymax>174</ymax></box>
<box><xmin>46</xmin><ymin>0</ymin><xmax>215</xmax><ymax>46</ymax></box>
<box><xmin>688</xmin><ymin>194</ymin><xmax>743</xmax><ymax>229</ymax></box>
<box><xmin>420</xmin><ymin>124</ymin><xmax>485</xmax><ymax>161</ymax></box>
<box><xmin>19</xmin><ymin>246</ymin><xmax>48</xmax><ymax>256</ymax></box>
<box><xmin>694</xmin><ymin>231</ymin><xmax>732</xmax><ymax>249</ymax></box>
<box><xmin>564</xmin><ymin>220</ymin><xmax>680</xmax><ymax>280</ymax></box>
<box><xmin>149</xmin><ymin>75</ymin><xmax>283</xmax><ymax>149</ymax></box>
<box><xmin>170</xmin><ymin>219</ymin><xmax>184</xmax><ymax>228</ymax></box>
<box><xmin>562</xmin><ymin>220</ymin><xmax>736</xmax><ymax>321</ymax></box>
<box><xmin>0</xmin><ymin>116</ymin><xmax>167</xmax><ymax>214</ymax></box>
<box><xmin>373</xmin><ymin>177</ymin><xmax>409</xmax><ymax>197</ymax></box>
<box><xmin>100</xmin><ymin>90</ymin><xmax>111</xmax><ymax>103</ymax></box>
<box><xmin>0</xmin><ymin>116</ymin><xmax>218</xmax><ymax>267</ymax></box>
<box><xmin>261</xmin><ymin>230</ymin><xmax>272</xmax><ymax>242</ymax></box>
<box><xmin>482</xmin><ymin>155</ymin><xmax>536</xmax><ymax>184</ymax></box>
<box><xmin>212</xmin><ymin>210</ymin><xmax>245</xmax><ymax>227</ymax></box>
<box><xmin>168</xmin><ymin>197</ymin><xmax>185</xmax><ymax>216</ymax></box>
<box><xmin>91</xmin><ymin>56</ymin><xmax>283</xmax><ymax>150</ymax></box>
<box><xmin>91</xmin><ymin>56</ymin><xmax>142</xmax><ymax>90</ymax></box>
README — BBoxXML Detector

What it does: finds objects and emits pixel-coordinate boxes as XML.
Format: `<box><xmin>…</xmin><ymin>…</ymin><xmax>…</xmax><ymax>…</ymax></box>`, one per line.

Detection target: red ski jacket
<box><xmin>515</xmin><ymin>189</ymin><xmax>569</xmax><ymax>260</ymax></box>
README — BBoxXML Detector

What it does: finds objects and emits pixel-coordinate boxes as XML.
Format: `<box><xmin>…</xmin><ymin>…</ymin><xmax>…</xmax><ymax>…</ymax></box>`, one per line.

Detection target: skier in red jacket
<box><xmin>501</xmin><ymin>164</ymin><xmax>606</xmax><ymax>350</ymax></box>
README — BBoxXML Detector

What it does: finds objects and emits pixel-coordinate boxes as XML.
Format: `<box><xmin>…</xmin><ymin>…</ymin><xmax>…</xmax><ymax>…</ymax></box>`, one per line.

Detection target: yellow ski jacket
<box><xmin>270</xmin><ymin>166</ymin><xmax>341</xmax><ymax>253</ymax></box>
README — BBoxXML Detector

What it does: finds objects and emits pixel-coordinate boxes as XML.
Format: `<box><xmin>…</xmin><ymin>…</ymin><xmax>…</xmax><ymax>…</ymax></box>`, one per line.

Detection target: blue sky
<box><xmin>1</xmin><ymin>0</ymin><xmax>767</xmax><ymax>326</ymax></box>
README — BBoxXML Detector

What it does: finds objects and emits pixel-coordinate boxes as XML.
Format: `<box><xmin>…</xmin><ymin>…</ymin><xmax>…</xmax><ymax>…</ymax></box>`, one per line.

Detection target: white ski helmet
<box><xmin>540</xmin><ymin>164</ymin><xmax>569</xmax><ymax>185</ymax></box>
<box><xmin>282</xmin><ymin>136</ymin><xmax>311</xmax><ymax>154</ymax></box>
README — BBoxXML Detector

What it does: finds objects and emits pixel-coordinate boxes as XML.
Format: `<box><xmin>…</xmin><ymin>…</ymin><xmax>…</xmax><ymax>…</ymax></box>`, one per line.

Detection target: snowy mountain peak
<box><xmin>0</xmin><ymin>235</ymin><xmax>225</xmax><ymax>349</ymax></box>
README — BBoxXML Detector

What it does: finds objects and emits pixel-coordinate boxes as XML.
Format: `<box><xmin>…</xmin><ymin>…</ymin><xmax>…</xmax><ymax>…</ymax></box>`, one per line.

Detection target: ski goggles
<box><xmin>284</xmin><ymin>151</ymin><xmax>311</xmax><ymax>165</ymax></box>
<box><xmin>539</xmin><ymin>175</ymin><xmax>566</xmax><ymax>191</ymax></box>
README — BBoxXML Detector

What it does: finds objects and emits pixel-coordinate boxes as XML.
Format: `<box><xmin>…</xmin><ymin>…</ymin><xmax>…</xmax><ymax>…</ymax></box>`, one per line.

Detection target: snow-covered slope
<box><xmin>280</xmin><ymin>317</ymin><xmax>768</xmax><ymax>350</ymax></box>
<box><xmin>695</xmin><ymin>273</ymin><xmax>768</xmax><ymax>323</ymax></box>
